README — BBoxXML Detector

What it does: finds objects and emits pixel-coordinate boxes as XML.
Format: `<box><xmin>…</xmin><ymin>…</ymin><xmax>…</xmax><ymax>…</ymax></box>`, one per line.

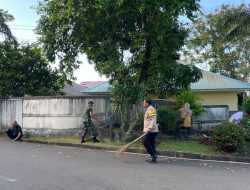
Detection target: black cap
<box><xmin>88</xmin><ymin>100</ymin><xmax>94</xmax><ymax>104</ymax></box>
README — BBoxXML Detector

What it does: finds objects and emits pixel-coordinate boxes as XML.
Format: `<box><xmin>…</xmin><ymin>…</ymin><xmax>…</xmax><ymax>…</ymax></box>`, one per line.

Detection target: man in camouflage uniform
<box><xmin>142</xmin><ymin>98</ymin><xmax>159</xmax><ymax>163</ymax></box>
<box><xmin>81</xmin><ymin>101</ymin><xmax>100</xmax><ymax>143</ymax></box>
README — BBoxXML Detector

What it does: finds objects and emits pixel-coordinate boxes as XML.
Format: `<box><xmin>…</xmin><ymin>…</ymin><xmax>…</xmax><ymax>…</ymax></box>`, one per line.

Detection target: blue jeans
<box><xmin>142</xmin><ymin>132</ymin><xmax>158</xmax><ymax>158</ymax></box>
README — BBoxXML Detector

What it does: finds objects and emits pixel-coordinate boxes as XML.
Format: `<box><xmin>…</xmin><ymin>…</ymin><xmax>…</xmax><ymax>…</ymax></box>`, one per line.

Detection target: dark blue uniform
<box><xmin>6</xmin><ymin>124</ymin><xmax>23</xmax><ymax>140</ymax></box>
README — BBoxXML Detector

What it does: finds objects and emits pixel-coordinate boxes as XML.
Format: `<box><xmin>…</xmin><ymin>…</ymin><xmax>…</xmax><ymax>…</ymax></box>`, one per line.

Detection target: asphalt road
<box><xmin>0</xmin><ymin>138</ymin><xmax>250</xmax><ymax>190</ymax></box>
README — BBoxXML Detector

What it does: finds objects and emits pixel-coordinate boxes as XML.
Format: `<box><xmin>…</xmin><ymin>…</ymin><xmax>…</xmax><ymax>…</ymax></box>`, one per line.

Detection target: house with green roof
<box><xmin>191</xmin><ymin>70</ymin><xmax>250</xmax><ymax>111</ymax></box>
<box><xmin>81</xmin><ymin>69</ymin><xmax>250</xmax><ymax>111</ymax></box>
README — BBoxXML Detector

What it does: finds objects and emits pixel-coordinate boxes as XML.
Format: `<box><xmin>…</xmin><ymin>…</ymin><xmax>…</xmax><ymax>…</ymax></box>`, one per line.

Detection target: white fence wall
<box><xmin>0</xmin><ymin>99</ymin><xmax>23</xmax><ymax>128</ymax></box>
<box><xmin>0</xmin><ymin>97</ymin><xmax>230</xmax><ymax>135</ymax></box>
<box><xmin>192</xmin><ymin>105</ymin><xmax>229</xmax><ymax>129</ymax></box>
<box><xmin>0</xmin><ymin>96</ymin><xmax>110</xmax><ymax>135</ymax></box>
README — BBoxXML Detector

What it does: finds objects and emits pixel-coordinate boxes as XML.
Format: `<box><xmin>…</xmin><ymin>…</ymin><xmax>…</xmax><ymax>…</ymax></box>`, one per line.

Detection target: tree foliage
<box><xmin>36</xmin><ymin>0</ymin><xmax>203</xmax><ymax>133</ymax></box>
<box><xmin>37</xmin><ymin>0</ymin><xmax>201</xmax><ymax>87</ymax></box>
<box><xmin>184</xmin><ymin>4</ymin><xmax>250</xmax><ymax>81</ymax></box>
<box><xmin>0</xmin><ymin>9</ymin><xmax>17</xmax><ymax>43</ymax></box>
<box><xmin>243</xmin><ymin>96</ymin><xmax>250</xmax><ymax>112</ymax></box>
<box><xmin>0</xmin><ymin>42</ymin><xmax>63</xmax><ymax>97</ymax></box>
<box><xmin>109</xmin><ymin>69</ymin><xmax>145</xmax><ymax>133</ymax></box>
<box><xmin>157</xmin><ymin>107</ymin><xmax>177</xmax><ymax>134</ymax></box>
<box><xmin>176</xmin><ymin>89</ymin><xmax>205</xmax><ymax>116</ymax></box>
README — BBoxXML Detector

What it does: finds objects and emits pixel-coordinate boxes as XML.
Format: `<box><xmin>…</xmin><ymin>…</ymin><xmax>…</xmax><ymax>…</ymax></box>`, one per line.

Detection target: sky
<box><xmin>0</xmin><ymin>0</ymin><xmax>249</xmax><ymax>83</ymax></box>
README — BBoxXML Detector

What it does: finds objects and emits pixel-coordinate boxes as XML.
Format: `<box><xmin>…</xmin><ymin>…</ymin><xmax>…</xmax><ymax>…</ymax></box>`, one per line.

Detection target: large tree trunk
<box><xmin>120</xmin><ymin>111</ymin><xmax>127</xmax><ymax>133</ymax></box>
<box><xmin>126</xmin><ymin>106</ymin><xmax>140</xmax><ymax>135</ymax></box>
<box><xmin>139</xmin><ymin>37</ymin><xmax>152</xmax><ymax>85</ymax></box>
<box><xmin>127</xmin><ymin>15</ymin><xmax>152</xmax><ymax>135</ymax></box>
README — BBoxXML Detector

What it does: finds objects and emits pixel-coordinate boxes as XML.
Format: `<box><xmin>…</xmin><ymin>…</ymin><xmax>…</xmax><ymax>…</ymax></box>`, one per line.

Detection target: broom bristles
<box><xmin>116</xmin><ymin>142</ymin><xmax>133</xmax><ymax>156</ymax></box>
<box><xmin>116</xmin><ymin>132</ymin><xmax>148</xmax><ymax>157</ymax></box>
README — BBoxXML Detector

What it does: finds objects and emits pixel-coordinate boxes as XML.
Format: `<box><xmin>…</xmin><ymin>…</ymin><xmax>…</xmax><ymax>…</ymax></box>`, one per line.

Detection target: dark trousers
<box><xmin>175</xmin><ymin>121</ymin><xmax>191</xmax><ymax>140</ymax></box>
<box><xmin>6</xmin><ymin>129</ymin><xmax>23</xmax><ymax>140</ymax></box>
<box><xmin>82</xmin><ymin>121</ymin><xmax>96</xmax><ymax>139</ymax></box>
<box><xmin>142</xmin><ymin>132</ymin><xmax>158</xmax><ymax>158</ymax></box>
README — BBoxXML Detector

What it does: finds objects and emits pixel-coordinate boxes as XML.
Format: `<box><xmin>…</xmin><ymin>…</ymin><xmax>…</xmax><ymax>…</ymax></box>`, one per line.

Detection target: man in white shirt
<box><xmin>229</xmin><ymin>111</ymin><xmax>250</xmax><ymax>125</ymax></box>
<box><xmin>142</xmin><ymin>98</ymin><xmax>159</xmax><ymax>163</ymax></box>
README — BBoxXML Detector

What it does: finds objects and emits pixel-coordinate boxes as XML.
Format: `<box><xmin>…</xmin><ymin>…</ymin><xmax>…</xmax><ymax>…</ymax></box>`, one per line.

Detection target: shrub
<box><xmin>212</xmin><ymin>121</ymin><xmax>245</xmax><ymax>152</ymax></box>
<box><xmin>157</xmin><ymin>107</ymin><xmax>177</xmax><ymax>134</ymax></box>
<box><xmin>240</xmin><ymin>118</ymin><xmax>250</xmax><ymax>141</ymax></box>
<box><xmin>133</xmin><ymin>112</ymin><xmax>144</xmax><ymax>133</ymax></box>
<box><xmin>242</xmin><ymin>97</ymin><xmax>250</xmax><ymax>112</ymax></box>
<box><xmin>176</xmin><ymin>89</ymin><xmax>206</xmax><ymax>116</ymax></box>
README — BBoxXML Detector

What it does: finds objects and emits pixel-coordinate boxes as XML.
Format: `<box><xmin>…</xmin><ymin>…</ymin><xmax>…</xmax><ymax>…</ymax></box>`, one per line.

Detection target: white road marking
<box><xmin>0</xmin><ymin>176</ymin><xmax>16</xmax><ymax>182</ymax></box>
<box><xmin>107</xmin><ymin>150</ymin><xmax>250</xmax><ymax>165</ymax></box>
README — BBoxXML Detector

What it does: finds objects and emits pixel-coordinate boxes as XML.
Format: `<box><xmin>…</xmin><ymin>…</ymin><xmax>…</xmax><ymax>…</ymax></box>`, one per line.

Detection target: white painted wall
<box><xmin>0</xmin><ymin>99</ymin><xmax>22</xmax><ymax>127</ymax></box>
<box><xmin>0</xmin><ymin>96</ymin><xmax>109</xmax><ymax>132</ymax></box>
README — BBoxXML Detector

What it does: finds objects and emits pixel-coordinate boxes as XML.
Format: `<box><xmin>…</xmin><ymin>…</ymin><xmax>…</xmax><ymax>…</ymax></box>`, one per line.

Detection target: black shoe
<box><xmin>80</xmin><ymin>138</ymin><xmax>86</xmax><ymax>143</ymax></box>
<box><xmin>146</xmin><ymin>157</ymin><xmax>151</xmax><ymax>162</ymax></box>
<box><xmin>147</xmin><ymin>159</ymin><xmax>157</xmax><ymax>163</ymax></box>
<box><xmin>92</xmin><ymin>138</ymin><xmax>100</xmax><ymax>143</ymax></box>
<box><xmin>146</xmin><ymin>156</ymin><xmax>157</xmax><ymax>163</ymax></box>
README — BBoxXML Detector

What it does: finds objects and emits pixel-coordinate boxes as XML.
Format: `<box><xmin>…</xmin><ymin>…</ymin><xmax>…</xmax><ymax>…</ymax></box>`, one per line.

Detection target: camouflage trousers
<box><xmin>82</xmin><ymin>120</ymin><xmax>96</xmax><ymax>139</ymax></box>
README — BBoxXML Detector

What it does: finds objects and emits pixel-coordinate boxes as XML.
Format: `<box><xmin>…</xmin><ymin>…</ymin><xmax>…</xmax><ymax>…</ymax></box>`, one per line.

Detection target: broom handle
<box><xmin>130</xmin><ymin>132</ymin><xmax>148</xmax><ymax>144</ymax></box>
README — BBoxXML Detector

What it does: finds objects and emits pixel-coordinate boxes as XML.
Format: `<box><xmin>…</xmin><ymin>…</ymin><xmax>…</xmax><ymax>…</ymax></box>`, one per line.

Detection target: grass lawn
<box><xmin>157</xmin><ymin>140</ymin><xmax>219</xmax><ymax>155</ymax></box>
<box><xmin>28</xmin><ymin>136</ymin><xmax>125</xmax><ymax>147</ymax></box>
<box><xmin>27</xmin><ymin>135</ymin><xmax>219</xmax><ymax>155</ymax></box>
<box><xmin>2</xmin><ymin>133</ymin><xmax>250</xmax><ymax>157</ymax></box>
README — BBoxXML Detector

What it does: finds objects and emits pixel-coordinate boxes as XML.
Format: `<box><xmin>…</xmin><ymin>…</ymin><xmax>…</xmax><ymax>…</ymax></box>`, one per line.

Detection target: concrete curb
<box><xmin>23</xmin><ymin>139</ymin><xmax>250</xmax><ymax>163</ymax></box>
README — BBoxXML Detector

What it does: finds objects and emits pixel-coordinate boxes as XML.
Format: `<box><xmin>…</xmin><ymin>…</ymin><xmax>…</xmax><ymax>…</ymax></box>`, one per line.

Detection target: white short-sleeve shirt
<box><xmin>229</xmin><ymin>111</ymin><xmax>243</xmax><ymax>124</ymax></box>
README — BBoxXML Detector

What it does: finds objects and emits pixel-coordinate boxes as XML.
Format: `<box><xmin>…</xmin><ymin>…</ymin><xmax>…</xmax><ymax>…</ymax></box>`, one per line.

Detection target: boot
<box><xmin>80</xmin><ymin>136</ymin><xmax>86</xmax><ymax>143</ymax></box>
<box><xmin>92</xmin><ymin>137</ymin><xmax>100</xmax><ymax>143</ymax></box>
<box><xmin>147</xmin><ymin>155</ymin><xmax>157</xmax><ymax>163</ymax></box>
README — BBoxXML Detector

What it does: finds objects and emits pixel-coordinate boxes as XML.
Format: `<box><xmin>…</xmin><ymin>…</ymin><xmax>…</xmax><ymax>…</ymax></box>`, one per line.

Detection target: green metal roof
<box><xmin>82</xmin><ymin>81</ymin><xmax>110</xmax><ymax>94</ymax></box>
<box><xmin>191</xmin><ymin>70</ymin><xmax>250</xmax><ymax>91</ymax></box>
<box><xmin>82</xmin><ymin>70</ymin><xmax>250</xmax><ymax>94</ymax></box>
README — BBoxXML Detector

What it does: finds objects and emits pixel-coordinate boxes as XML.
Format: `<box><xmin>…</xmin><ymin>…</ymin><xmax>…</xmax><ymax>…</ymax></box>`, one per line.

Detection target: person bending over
<box><xmin>5</xmin><ymin>121</ymin><xmax>23</xmax><ymax>141</ymax></box>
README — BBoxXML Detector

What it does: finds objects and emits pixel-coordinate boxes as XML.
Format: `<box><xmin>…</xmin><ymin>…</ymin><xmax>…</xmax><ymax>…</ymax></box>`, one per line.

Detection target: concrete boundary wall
<box><xmin>192</xmin><ymin>105</ymin><xmax>229</xmax><ymax>130</ymax></box>
<box><xmin>0</xmin><ymin>97</ymin><xmax>230</xmax><ymax>135</ymax></box>
<box><xmin>0</xmin><ymin>96</ymin><xmax>110</xmax><ymax>135</ymax></box>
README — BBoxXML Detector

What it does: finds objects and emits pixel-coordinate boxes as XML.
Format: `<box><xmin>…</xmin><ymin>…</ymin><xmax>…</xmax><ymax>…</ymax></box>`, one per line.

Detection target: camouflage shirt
<box><xmin>83</xmin><ymin>106</ymin><xmax>93</xmax><ymax>122</ymax></box>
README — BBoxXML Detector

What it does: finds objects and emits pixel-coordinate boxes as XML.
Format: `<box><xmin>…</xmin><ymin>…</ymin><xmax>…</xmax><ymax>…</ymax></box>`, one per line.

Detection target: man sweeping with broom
<box><xmin>116</xmin><ymin>98</ymin><xmax>158</xmax><ymax>163</ymax></box>
<box><xmin>142</xmin><ymin>98</ymin><xmax>159</xmax><ymax>163</ymax></box>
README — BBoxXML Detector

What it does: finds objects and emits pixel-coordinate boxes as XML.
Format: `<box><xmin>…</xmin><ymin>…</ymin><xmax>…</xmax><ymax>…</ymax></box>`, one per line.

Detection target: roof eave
<box><xmin>82</xmin><ymin>92</ymin><xmax>110</xmax><ymax>96</ymax></box>
<box><xmin>192</xmin><ymin>88</ymin><xmax>250</xmax><ymax>92</ymax></box>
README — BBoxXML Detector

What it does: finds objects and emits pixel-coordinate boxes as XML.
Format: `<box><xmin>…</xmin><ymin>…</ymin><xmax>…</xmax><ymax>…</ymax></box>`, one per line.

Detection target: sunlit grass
<box><xmin>28</xmin><ymin>135</ymin><xmax>218</xmax><ymax>155</ymax></box>
<box><xmin>2</xmin><ymin>133</ymin><xmax>250</xmax><ymax>156</ymax></box>
<box><xmin>157</xmin><ymin>140</ymin><xmax>218</xmax><ymax>155</ymax></box>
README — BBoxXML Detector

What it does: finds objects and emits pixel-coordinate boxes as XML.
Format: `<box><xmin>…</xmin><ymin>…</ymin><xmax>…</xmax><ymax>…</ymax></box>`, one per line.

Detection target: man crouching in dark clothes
<box><xmin>5</xmin><ymin>121</ymin><xmax>23</xmax><ymax>141</ymax></box>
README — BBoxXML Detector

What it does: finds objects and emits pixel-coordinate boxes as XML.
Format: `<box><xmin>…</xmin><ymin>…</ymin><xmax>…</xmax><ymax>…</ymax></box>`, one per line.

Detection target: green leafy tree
<box><xmin>243</xmin><ymin>96</ymin><xmax>250</xmax><ymax>112</ymax></box>
<box><xmin>0</xmin><ymin>9</ymin><xmax>16</xmax><ymax>43</ymax></box>
<box><xmin>0</xmin><ymin>42</ymin><xmax>63</xmax><ymax>97</ymax></box>
<box><xmin>36</xmin><ymin>0</ymin><xmax>201</xmax><ymax>84</ymax></box>
<box><xmin>109</xmin><ymin>68</ymin><xmax>145</xmax><ymax>133</ymax></box>
<box><xmin>184</xmin><ymin>4</ymin><xmax>250</xmax><ymax>82</ymax></box>
<box><xmin>223</xmin><ymin>4</ymin><xmax>250</xmax><ymax>40</ymax></box>
<box><xmin>176</xmin><ymin>89</ymin><xmax>205</xmax><ymax>116</ymax></box>
<box><xmin>36</xmin><ymin>0</ymin><xmax>202</xmax><ymax>133</ymax></box>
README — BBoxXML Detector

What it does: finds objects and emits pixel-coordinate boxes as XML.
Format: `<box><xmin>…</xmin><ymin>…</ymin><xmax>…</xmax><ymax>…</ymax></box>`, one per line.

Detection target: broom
<box><xmin>116</xmin><ymin>132</ymin><xmax>148</xmax><ymax>156</ymax></box>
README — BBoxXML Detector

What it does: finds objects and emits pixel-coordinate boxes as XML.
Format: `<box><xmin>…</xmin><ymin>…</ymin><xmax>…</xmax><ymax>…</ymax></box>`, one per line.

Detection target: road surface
<box><xmin>0</xmin><ymin>138</ymin><xmax>250</xmax><ymax>190</ymax></box>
